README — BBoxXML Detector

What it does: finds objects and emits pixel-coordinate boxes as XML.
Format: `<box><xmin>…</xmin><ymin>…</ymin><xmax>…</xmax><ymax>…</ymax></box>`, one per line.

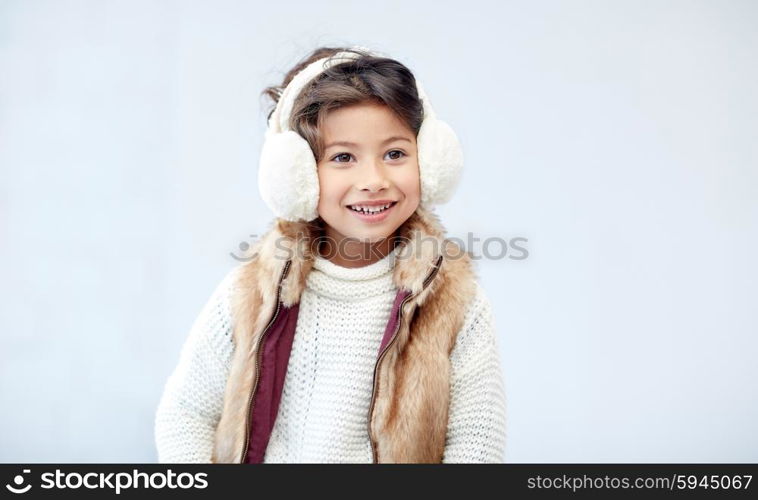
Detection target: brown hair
<box><xmin>260</xmin><ymin>46</ymin><xmax>424</xmax><ymax>162</ymax></box>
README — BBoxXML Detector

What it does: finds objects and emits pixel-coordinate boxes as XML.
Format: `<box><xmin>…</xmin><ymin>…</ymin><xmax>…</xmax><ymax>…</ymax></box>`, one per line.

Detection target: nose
<box><xmin>360</xmin><ymin>159</ymin><xmax>390</xmax><ymax>193</ymax></box>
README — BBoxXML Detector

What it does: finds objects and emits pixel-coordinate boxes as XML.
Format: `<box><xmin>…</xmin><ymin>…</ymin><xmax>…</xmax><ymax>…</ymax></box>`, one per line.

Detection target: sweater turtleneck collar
<box><xmin>306</xmin><ymin>244</ymin><xmax>402</xmax><ymax>300</ymax></box>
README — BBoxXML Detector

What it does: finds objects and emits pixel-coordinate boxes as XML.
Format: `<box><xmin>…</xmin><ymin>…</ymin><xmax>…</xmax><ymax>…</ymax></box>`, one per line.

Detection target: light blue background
<box><xmin>1</xmin><ymin>0</ymin><xmax>756</xmax><ymax>462</ymax></box>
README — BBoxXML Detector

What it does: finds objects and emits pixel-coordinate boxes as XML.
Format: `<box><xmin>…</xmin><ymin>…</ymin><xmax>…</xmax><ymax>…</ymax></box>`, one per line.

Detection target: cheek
<box><xmin>317</xmin><ymin>169</ymin><xmax>348</xmax><ymax>208</ymax></box>
<box><xmin>395</xmin><ymin>166</ymin><xmax>421</xmax><ymax>199</ymax></box>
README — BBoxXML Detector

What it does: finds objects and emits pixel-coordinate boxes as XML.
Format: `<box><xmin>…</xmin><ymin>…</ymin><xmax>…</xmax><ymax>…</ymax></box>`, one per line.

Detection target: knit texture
<box><xmin>155</xmin><ymin>251</ymin><xmax>507</xmax><ymax>463</ymax></box>
<box><xmin>263</xmin><ymin>246</ymin><xmax>400</xmax><ymax>462</ymax></box>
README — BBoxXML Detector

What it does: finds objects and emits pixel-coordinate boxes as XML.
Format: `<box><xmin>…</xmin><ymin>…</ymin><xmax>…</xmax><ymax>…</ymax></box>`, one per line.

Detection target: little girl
<box><xmin>155</xmin><ymin>45</ymin><xmax>507</xmax><ymax>463</ymax></box>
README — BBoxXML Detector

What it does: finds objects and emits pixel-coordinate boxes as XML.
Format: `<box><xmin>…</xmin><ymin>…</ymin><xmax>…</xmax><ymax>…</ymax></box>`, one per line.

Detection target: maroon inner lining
<box><xmin>244</xmin><ymin>303</ymin><xmax>300</xmax><ymax>463</ymax></box>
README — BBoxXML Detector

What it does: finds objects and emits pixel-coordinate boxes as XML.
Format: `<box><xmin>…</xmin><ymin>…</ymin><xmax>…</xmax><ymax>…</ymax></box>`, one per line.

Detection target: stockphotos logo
<box><xmin>5</xmin><ymin>469</ymin><xmax>32</xmax><ymax>494</ymax></box>
<box><xmin>4</xmin><ymin>468</ymin><xmax>208</xmax><ymax>495</ymax></box>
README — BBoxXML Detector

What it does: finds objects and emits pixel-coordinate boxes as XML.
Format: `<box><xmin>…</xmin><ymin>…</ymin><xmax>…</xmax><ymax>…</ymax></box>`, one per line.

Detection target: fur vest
<box><xmin>210</xmin><ymin>206</ymin><xmax>477</xmax><ymax>463</ymax></box>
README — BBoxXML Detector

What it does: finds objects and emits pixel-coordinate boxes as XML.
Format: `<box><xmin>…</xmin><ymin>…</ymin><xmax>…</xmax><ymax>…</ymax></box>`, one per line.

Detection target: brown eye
<box><xmin>332</xmin><ymin>153</ymin><xmax>352</xmax><ymax>163</ymax></box>
<box><xmin>387</xmin><ymin>150</ymin><xmax>406</xmax><ymax>161</ymax></box>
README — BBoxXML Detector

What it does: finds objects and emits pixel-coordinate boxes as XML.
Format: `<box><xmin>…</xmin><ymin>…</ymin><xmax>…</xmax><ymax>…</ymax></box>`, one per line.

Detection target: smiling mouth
<box><xmin>347</xmin><ymin>201</ymin><xmax>398</xmax><ymax>215</ymax></box>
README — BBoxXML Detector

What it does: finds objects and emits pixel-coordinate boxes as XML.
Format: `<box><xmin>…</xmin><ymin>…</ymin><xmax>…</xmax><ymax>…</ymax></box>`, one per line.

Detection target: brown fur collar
<box><xmin>212</xmin><ymin>206</ymin><xmax>478</xmax><ymax>462</ymax></box>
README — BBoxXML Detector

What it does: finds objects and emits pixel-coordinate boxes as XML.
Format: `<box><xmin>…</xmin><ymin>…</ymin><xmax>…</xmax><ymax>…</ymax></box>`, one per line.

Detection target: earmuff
<box><xmin>257</xmin><ymin>46</ymin><xmax>464</xmax><ymax>222</ymax></box>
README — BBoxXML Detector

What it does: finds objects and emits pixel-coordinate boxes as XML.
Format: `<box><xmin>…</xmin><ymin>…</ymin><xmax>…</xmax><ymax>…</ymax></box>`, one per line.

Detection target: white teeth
<box><xmin>349</xmin><ymin>202</ymin><xmax>393</xmax><ymax>214</ymax></box>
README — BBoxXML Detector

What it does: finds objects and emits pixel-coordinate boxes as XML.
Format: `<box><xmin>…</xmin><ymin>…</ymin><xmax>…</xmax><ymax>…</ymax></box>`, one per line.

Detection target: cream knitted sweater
<box><xmin>155</xmin><ymin>248</ymin><xmax>507</xmax><ymax>463</ymax></box>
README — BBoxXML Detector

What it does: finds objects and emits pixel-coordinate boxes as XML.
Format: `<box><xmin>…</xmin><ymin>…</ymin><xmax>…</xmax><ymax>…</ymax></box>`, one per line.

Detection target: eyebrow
<box><xmin>324</xmin><ymin>136</ymin><xmax>412</xmax><ymax>150</ymax></box>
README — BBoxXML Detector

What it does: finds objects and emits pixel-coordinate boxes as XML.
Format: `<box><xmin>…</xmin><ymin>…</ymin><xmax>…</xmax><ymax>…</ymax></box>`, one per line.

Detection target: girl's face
<box><xmin>316</xmin><ymin>101</ymin><xmax>420</xmax><ymax>246</ymax></box>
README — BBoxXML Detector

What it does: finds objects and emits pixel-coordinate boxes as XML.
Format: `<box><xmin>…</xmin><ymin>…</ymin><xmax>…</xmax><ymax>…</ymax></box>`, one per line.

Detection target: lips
<box><xmin>347</xmin><ymin>201</ymin><xmax>397</xmax><ymax>214</ymax></box>
<box><xmin>347</xmin><ymin>201</ymin><xmax>398</xmax><ymax>223</ymax></box>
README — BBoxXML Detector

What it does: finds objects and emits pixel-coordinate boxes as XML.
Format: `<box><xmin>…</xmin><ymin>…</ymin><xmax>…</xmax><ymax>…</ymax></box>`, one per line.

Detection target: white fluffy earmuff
<box><xmin>257</xmin><ymin>46</ymin><xmax>464</xmax><ymax>222</ymax></box>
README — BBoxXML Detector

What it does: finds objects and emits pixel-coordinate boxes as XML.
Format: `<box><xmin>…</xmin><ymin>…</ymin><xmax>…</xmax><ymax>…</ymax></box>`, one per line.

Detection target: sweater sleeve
<box><xmin>442</xmin><ymin>282</ymin><xmax>508</xmax><ymax>463</ymax></box>
<box><xmin>154</xmin><ymin>267</ymin><xmax>240</xmax><ymax>463</ymax></box>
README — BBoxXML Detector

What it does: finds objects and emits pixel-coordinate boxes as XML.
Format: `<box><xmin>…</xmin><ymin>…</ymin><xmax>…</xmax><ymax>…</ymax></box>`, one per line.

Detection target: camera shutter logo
<box><xmin>5</xmin><ymin>469</ymin><xmax>32</xmax><ymax>494</ymax></box>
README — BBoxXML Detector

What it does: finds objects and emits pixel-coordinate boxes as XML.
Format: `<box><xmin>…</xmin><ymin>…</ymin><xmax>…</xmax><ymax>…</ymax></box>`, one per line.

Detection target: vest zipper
<box><xmin>238</xmin><ymin>259</ymin><xmax>292</xmax><ymax>463</ymax></box>
<box><xmin>367</xmin><ymin>255</ymin><xmax>443</xmax><ymax>463</ymax></box>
